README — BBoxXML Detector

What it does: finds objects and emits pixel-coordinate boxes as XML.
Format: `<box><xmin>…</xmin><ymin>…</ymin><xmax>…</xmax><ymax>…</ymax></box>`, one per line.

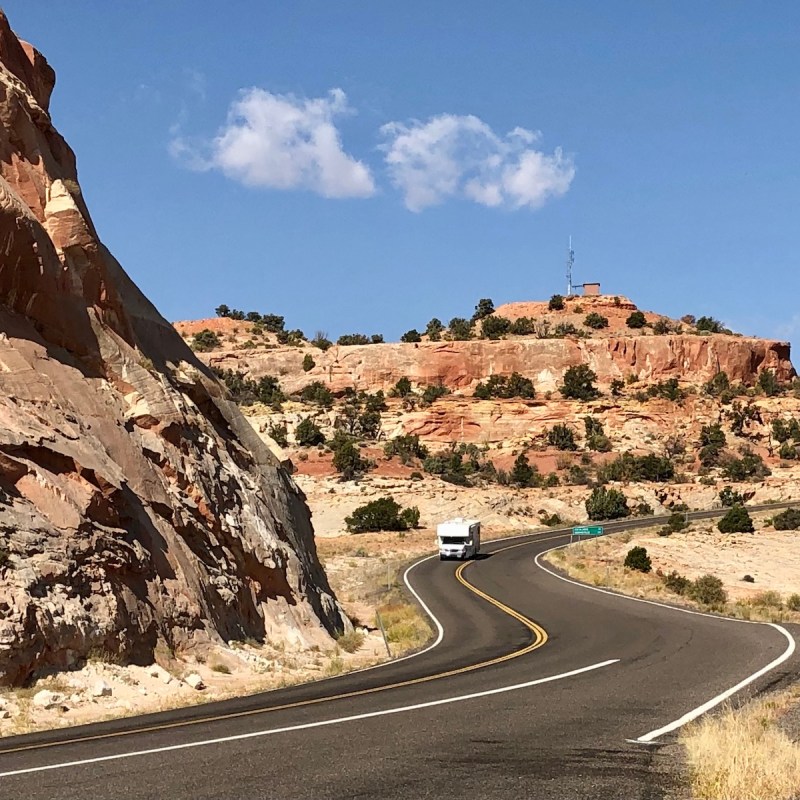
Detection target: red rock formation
<box><xmin>0</xmin><ymin>13</ymin><xmax>344</xmax><ymax>684</ymax></box>
<box><xmin>204</xmin><ymin>334</ymin><xmax>794</xmax><ymax>397</ymax></box>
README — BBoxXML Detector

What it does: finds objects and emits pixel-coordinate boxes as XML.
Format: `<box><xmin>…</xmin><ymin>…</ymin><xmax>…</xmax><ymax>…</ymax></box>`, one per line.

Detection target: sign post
<box><xmin>570</xmin><ymin>525</ymin><xmax>604</xmax><ymax>543</ymax></box>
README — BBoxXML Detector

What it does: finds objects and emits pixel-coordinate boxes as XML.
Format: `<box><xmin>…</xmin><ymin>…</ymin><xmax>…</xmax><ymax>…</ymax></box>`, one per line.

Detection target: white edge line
<box><xmin>534</xmin><ymin>544</ymin><xmax>797</xmax><ymax>743</ymax></box>
<box><xmin>0</xmin><ymin>659</ymin><xmax>619</xmax><ymax>778</ymax></box>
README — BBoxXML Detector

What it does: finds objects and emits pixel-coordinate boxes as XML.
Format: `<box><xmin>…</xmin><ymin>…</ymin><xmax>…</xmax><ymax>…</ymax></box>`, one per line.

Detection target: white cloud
<box><xmin>380</xmin><ymin>114</ymin><xmax>575</xmax><ymax>212</ymax></box>
<box><xmin>172</xmin><ymin>88</ymin><xmax>375</xmax><ymax>199</ymax></box>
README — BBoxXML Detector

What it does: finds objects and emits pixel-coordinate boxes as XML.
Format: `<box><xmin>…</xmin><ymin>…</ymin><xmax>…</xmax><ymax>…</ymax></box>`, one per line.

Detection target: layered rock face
<box><xmin>205</xmin><ymin>334</ymin><xmax>794</xmax><ymax>397</ymax></box>
<box><xmin>0</xmin><ymin>14</ymin><xmax>344</xmax><ymax>685</ymax></box>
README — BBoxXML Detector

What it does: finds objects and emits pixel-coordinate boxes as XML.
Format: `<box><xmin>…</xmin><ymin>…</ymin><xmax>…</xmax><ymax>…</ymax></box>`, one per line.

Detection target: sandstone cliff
<box><xmin>0</xmin><ymin>14</ymin><xmax>344</xmax><ymax>685</ymax></box>
<box><xmin>202</xmin><ymin>333</ymin><xmax>793</xmax><ymax>397</ymax></box>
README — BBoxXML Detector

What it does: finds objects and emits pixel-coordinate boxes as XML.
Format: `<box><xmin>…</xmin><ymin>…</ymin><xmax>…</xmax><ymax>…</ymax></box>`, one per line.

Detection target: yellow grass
<box><xmin>682</xmin><ymin>691</ymin><xmax>800</xmax><ymax>800</ymax></box>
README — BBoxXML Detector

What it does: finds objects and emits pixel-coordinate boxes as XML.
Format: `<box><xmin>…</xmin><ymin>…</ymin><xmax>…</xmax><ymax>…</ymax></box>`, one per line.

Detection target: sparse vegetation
<box><xmin>586</xmin><ymin>487</ymin><xmax>630</xmax><ymax>520</ymax></box>
<box><xmin>191</xmin><ymin>329</ymin><xmax>222</xmax><ymax>352</ymax></box>
<box><xmin>474</xmin><ymin>372</ymin><xmax>535</xmax><ymax>400</ymax></box>
<box><xmin>547</xmin><ymin>423</ymin><xmax>577</xmax><ymax>451</ymax></box>
<box><xmin>300</xmin><ymin>381</ymin><xmax>334</xmax><ymax>408</ymax></box>
<box><xmin>584</xmin><ymin>312</ymin><xmax>608</xmax><ymax>329</ymax></box>
<box><xmin>548</xmin><ymin>294</ymin><xmax>565</xmax><ymax>311</ymax></box>
<box><xmin>335</xmin><ymin>630</ymin><xmax>365</xmax><ymax>653</ymax></box>
<box><xmin>688</xmin><ymin>573</ymin><xmax>728</xmax><ymax>606</ymax></box>
<box><xmin>331</xmin><ymin>432</ymin><xmax>371</xmax><ymax>480</ymax></box>
<box><xmin>212</xmin><ymin>368</ymin><xmax>284</xmax><ymax>408</ymax></box>
<box><xmin>717</xmin><ymin>504</ymin><xmax>754</xmax><ymax>533</ymax></box>
<box><xmin>384</xmin><ymin>434</ymin><xmax>428</xmax><ymax>464</ymax></box>
<box><xmin>295</xmin><ymin>417</ymin><xmax>325</xmax><ymax>446</ymax></box>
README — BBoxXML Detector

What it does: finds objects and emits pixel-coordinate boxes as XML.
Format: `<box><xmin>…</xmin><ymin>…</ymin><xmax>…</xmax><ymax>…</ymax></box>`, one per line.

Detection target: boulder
<box><xmin>184</xmin><ymin>673</ymin><xmax>205</xmax><ymax>691</ymax></box>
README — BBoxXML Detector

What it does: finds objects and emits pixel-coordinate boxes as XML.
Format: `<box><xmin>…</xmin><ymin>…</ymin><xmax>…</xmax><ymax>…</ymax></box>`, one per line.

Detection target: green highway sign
<box><xmin>572</xmin><ymin>526</ymin><xmax>604</xmax><ymax>536</ymax></box>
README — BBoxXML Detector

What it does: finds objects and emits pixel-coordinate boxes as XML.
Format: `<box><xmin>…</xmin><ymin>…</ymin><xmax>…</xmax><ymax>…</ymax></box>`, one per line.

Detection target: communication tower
<box><xmin>566</xmin><ymin>236</ymin><xmax>575</xmax><ymax>296</ymax></box>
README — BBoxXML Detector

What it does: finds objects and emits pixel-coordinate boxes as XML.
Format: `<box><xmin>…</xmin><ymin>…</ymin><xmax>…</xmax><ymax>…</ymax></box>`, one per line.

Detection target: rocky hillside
<box><xmin>0</xmin><ymin>13</ymin><xmax>345</xmax><ymax>685</ymax></box>
<box><xmin>174</xmin><ymin>295</ymin><xmax>800</xmax><ymax>538</ymax></box>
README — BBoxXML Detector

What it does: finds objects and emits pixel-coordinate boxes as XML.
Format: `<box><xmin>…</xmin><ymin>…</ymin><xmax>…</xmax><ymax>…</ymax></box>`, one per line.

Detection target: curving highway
<box><xmin>0</xmin><ymin>515</ymin><xmax>797</xmax><ymax>799</ymax></box>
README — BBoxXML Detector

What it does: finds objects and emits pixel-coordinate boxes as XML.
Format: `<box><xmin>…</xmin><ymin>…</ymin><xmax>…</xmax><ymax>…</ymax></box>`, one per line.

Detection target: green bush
<box><xmin>331</xmin><ymin>433</ymin><xmax>371</xmax><ymax>480</ymax></box>
<box><xmin>624</xmin><ymin>546</ymin><xmax>651</xmax><ymax>573</ymax></box>
<box><xmin>688</xmin><ymin>574</ymin><xmax>727</xmax><ymax>607</ymax></box>
<box><xmin>474</xmin><ymin>373</ymin><xmax>535</xmax><ymax>400</ymax></box>
<box><xmin>267</xmin><ymin>422</ymin><xmax>288</xmax><ymax>447</ymax></box>
<box><xmin>212</xmin><ymin>368</ymin><xmax>284</xmax><ymax>407</ymax></box>
<box><xmin>610</xmin><ymin>379</ymin><xmax>624</xmax><ymax>397</ymax></box>
<box><xmin>421</xmin><ymin>384</ymin><xmax>450</xmax><ymax>404</ymax></box>
<box><xmin>311</xmin><ymin>331</ymin><xmax>333</xmax><ymax>351</ymax></box>
<box><xmin>717</xmin><ymin>504</ymin><xmax>754</xmax><ymax>533</ymax></box>
<box><xmin>720</xmin><ymin>449</ymin><xmax>769</xmax><ymax>482</ymax></box>
<box><xmin>448</xmin><ymin>317</ymin><xmax>473</xmax><ymax>341</ymax></box>
<box><xmin>652</xmin><ymin>318</ymin><xmax>671</xmax><ymax>335</ymax></box>
<box><xmin>704</xmin><ymin>371</ymin><xmax>730</xmax><ymax>397</ymax></box>
<box><xmin>662</xmin><ymin>512</ymin><xmax>689</xmax><ymax>534</ymax></box>
<box><xmin>392</xmin><ymin>377</ymin><xmax>413</xmax><ymax>397</ymax></box>
<box><xmin>696</xmin><ymin>316</ymin><xmax>726</xmax><ymax>334</ymax></box>
<box><xmin>337</xmin><ymin>333</ymin><xmax>370</xmax><ymax>346</ymax></box>
<box><xmin>509</xmin><ymin>317</ymin><xmax>536</xmax><ymax>336</ymax></box>
<box><xmin>560</xmin><ymin>365</ymin><xmax>600</xmax><ymax>401</ymax></box>
<box><xmin>191</xmin><ymin>329</ymin><xmax>222</xmax><ymax>352</ymax></box>
<box><xmin>345</xmin><ymin>497</ymin><xmax>418</xmax><ymax>533</ymax></box>
<box><xmin>300</xmin><ymin>381</ymin><xmax>334</xmax><ymax>407</ymax></box>
<box><xmin>586</xmin><ymin>487</ymin><xmax>630</xmax><ymax>520</ymax></box>
<box><xmin>596</xmin><ymin>453</ymin><xmax>674</xmax><ymax>484</ymax></box>
<box><xmin>401</xmin><ymin>329</ymin><xmax>422</xmax><ymax>343</ymax></box>
<box><xmin>778</xmin><ymin>442</ymin><xmax>798</xmax><ymax>460</ymax></box>
<box><xmin>663</xmin><ymin>570</ymin><xmax>691</xmax><ymax>595</ymax></box>
<box><xmin>510</xmin><ymin>453</ymin><xmax>538</xmax><ymax>487</ymax></box>
<box><xmin>472</xmin><ymin>298</ymin><xmax>495</xmax><ymax>321</ymax></box>
<box><xmin>425</xmin><ymin>318</ymin><xmax>445</xmax><ymax>341</ymax></box>
<box><xmin>719</xmin><ymin>486</ymin><xmax>744</xmax><ymax>507</ymax></box>
<box><xmin>626</xmin><ymin>311</ymin><xmax>646</xmax><ymax>329</ymax></box>
<box><xmin>547</xmin><ymin>423</ymin><xmax>577</xmax><ymax>451</ymax></box>
<box><xmin>480</xmin><ymin>315</ymin><xmax>512</xmax><ymax>340</ymax></box>
<box><xmin>771</xmin><ymin>417</ymin><xmax>800</xmax><ymax>443</ymax></box>
<box><xmin>302</xmin><ymin>353</ymin><xmax>315</xmax><ymax>372</ymax></box>
<box><xmin>787</xmin><ymin>593</ymin><xmax>800</xmax><ymax>611</ymax></box>
<box><xmin>548</xmin><ymin>294</ymin><xmax>565</xmax><ymax>311</ymax></box>
<box><xmin>772</xmin><ymin>507</ymin><xmax>800</xmax><ymax>531</ymax></box>
<box><xmin>384</xmin><ymin>435</ymin><xmax>428</xmax><ymax>464</ymax></box>
<box><xmin>215</xmin><ymin>304</ymin><xmax>231</xmax><ymax>317</ymax></box>
<box><xmin>584</xmin><ymin>312</ymin><xmax>609</xmax><ymax>329</ymax></box>
<box><xmin>295</xmin><ymin>417</ymin><xmax>325</xmax><ymax>446</ymax></box>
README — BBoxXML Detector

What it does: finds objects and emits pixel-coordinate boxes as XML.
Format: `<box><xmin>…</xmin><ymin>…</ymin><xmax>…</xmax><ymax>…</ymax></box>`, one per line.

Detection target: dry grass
<box><xmin>681</xmin><ymin>689</ymin><xmax>800</xmax><ymax>800</ymax></box>
<box><xmin>335</xmin><ymin>630</ymin><xmax>365</xmax><ymax>654</ymax></box>
<box><xmin>546</xmin><ymin>537</ymin><xmax>800</xmax><ymax>624</ymax></box>
<box><xmin>376</xmin><ymin>592</ymin><xmax>430</xmax><ymax>655</ymax></box>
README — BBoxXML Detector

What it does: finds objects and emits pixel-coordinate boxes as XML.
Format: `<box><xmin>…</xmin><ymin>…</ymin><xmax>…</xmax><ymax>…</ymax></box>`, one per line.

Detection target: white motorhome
<box><xmin>437</xmin><ymin>518</ymin><xmax>481</xmax><ymax>560</ymax></box>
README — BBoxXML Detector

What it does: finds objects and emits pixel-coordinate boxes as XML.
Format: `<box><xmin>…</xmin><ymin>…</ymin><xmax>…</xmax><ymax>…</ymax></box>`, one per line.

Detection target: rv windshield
<box><xmin>440</xmin><ymin>536</ymin><xmax>468</xmax><ymax>544</ymax></box>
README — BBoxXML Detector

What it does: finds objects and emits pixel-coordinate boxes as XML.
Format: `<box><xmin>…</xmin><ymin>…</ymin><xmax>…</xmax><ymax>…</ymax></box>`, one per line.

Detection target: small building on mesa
<box><xmin>582</xmin><ymin>282</ymin><xmax>601</xmax><ymax>296</ymax></box>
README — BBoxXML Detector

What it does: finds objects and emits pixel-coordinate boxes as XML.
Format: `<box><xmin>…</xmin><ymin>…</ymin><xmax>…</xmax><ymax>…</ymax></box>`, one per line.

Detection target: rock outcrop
<box><xmin>203</xmin><ymin>334</ymin><xmax>794</xmax><ymax>397</ymax></box>
<box><xmin>0</xmin><ymin>13</ymin><xmax>344</xmax><ymax>685</ymax></box>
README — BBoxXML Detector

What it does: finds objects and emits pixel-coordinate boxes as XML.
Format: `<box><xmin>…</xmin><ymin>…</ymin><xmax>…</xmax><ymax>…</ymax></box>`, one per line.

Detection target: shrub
<box><xmin>717</xmin><ymin>505</ymin><xmax>754</xmax><ymax>533</ymax></box>
<box><xmin>421</xmin><ymin>384</ymin><xmax>450</xmax><ymax>404</ymax></box>
<box><xmin>553</xmin><ymin>322</ymin><xmax>583</xmax><ymax>338</ymax></box>
<box><xmin>720</xmin><ymin>449</ymin><xmax>769</xmax><ymax>482</ymax></box>
<box><xmin>472</xmin><ymin>298</ymin><xmax>495</xmax><ymax>321</ymax></box>
<box><xmin>663</xmin><ymin>570</ymin><xmax>691</xmax><ymax>595</ymax></box>
<box><xmin>688</xmin><ymin>574</ymin><xmax>727</xmax><ymax>606</ymax></box>
<box><xmin>586</xmin><ymin>487</ymin><xmax>630</xmax><ymax>520</ymax></box>
<box><xmin>0</xmin><ymin>549</ymin><xmax>11</xmax><ymax>570</ymax></box>
<box><xmin>758</xmin><ymin>370</ymin><xmax>781</xmax><ymax>397</ymax></box>
<box><xmin>335</xmin><ymin>389</ymin><xmax>385</xmax><ymax>440</ymax></box>
<box><xmin>584</xmin><ymin>312</ymin><xmax>609</xmax><ymax>329</ymax></box>
<box><xmin>215</xmin><ymin>304</ymin><xmax>231</xmax><ymax>317</ymax></box>
<box><xmin>331</xmin><ymin>434</ymin><xmax>371</xmax><ymax>480</ymax></box>
<box><xmin>719</xmin><ymin>486</ymin><xmax>744</xmax><ymax>507</ymax></box>
<box><xmin>547</xmin><ymin>423</ymin><xmax>577</xmax><ymax>451</ymax></box>
<box><xmin>772</xmin><ymin>507</ymin><xmax>800</xmax><ymax>531</ymax></box>
<box><xmin>337</xmin><ymin>333</ymin><xmax>370</xmax><ymax>346</ymax></box>
<box><xmin>295</xmin><ymin>417</ymin><xmax>325</xmax><ymax>446</ymax></box>
<box><xmin>392</xmin><ymin>377</ymin><xmax>413</xmax><ymax>398</ymax></box>
<box><xmin>510</xmin><ymin>453</ymin><xmax>538</xmax><ymax>487</ymax></box>
<box><xmin>371</xmin><ymin>334</ymin><xmax>384</xmax><ymax>344</ymax></box>
<box><xmin>212</xmin><ymin>368</ymin><xmax>284</xmax><ymax>407</ymax></box>
<box><xmin>626</xmin><ymin>311</ymin><xmax>646</xmax><ymax>329</ymax></box>
<box><xmin>704</xmin><ymin>371</ymin><xmax>730</xmax><ymax>397</ymax></box>
<box><xmin>560</xmin><ymin>365</ymin><xmax>599</xmax><ymax>401</ymax></box>
<box><xmin>401</xmin><ymin>329</ymin><xmax>422</xmax><ymax>343</ymax></box>
<box><xmin>448</xmin><ymin>317</ymin><xmax>472</xmax><ymax>340</ymax></box>
<box><xmin>311</xmin><ymin>331</ymin><xmax>333</xmax><ymax>351</ymax></box>
<box><xmin>610</xmin><ymin>379</ymin><xmax>624</xmax><ymax>397</ymax></box>
<box><xmin>787</xmin><ymin>593</ymin><xmax>800</xmax><ymax>611</ymax></box>
<box><xmin>302</xmin><ymin>353</ymin><xmax>315</xmax><ymax>372</ymax></box>
<box><xmin>480</xmin><ymin>315</ymin><xmax>512</xmax><ymax>340</ymax></box>
<box><xmin>425</xmin><ymin>318</ymin><xmax>445</xmax><ymax>341</ymax></box>
<box><xmin>771</xmin><ymin>418</ymin><xmax>800</xmax><ymax>443</ymax></box>
<box><xmin>548</xmin><ymin>294</ymin><xmax>565</xmax><ymax>311</ymax></box>
<box><xmin>696</xmin><ymin>316</ymin><xmax>726</xmax><ymax>333</ymax></box>
<box><xmin>474</xmin><ymin>373</ymin><xmax>535</xmax><ymax>400</ymax></box>
<box><xmin>596</xmin><ymin>452</ymin><xmax>675</xmax><ymax>483</ymax></box>
<box><xmin>384</xmin><ymin>435</ymin><xmax>428</xmax><ymax>464</ymax></box>
<box><xmin>663</xmin><ymin>512</ymin><xmax>689</xmax><ymax>534</ymax></box>
<box><xmin>345</xmin><ymin>497</ymin><xmax>417</xmax><ymax>533</ymax></box>
<box><xmin>778</xmin><ymin>442</ymin><xmax>798</xmax><ymax>460</ymax></box>
<box><xmin>336</xmin><ymin>630</ymin><xmax>365</xmax><ymax>653</ymax></box>
<box><xmin>191</xmin><ymin>329</ymin><xmax>221</xmax><ymax>352</ymax></box>
<box><xmin>509</xmin><ymin>317</ymin><xmax>536</xmax><ymax>336</ymax></box>
<box><xmin>401</xmin><ymin>506</ymin><xmax>421</xmax><ymax>529</ymax></box>
<box><xmin>267</xmin><ymin>422</ymin><xmax>288</xmax><ymax>448</ymax></box>
<box><xmin>624</xmin><ymin>546</ymin><xmax>652</xmax><ymax>573</ymax></box>
<box><xmin>652</xmin><ymin>318</ymin><xmax>671</xmax><ymax>335</ymax></box>
<box><xmin>300</xmin><ymin>381</ymin><xmax>334</xmax><ymax>407</ymax></box>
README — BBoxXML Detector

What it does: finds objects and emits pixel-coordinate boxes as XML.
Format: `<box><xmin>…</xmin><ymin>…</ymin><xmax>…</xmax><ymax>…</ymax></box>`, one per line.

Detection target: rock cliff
<box><xmin>0</xmin><ymin>13</ymin><xmax>344</xmax><ymax>685</ymax></box>
<box><xmin>203</xmin><ymin>334</ymin><xmax>793</xmax><ymax>397</ymax></box>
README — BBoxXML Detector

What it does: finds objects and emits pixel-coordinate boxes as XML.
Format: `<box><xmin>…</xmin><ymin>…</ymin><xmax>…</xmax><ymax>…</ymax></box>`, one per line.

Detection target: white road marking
<box><xmin>0</xmin><ymin>659</ymin><xmax>619</xmax><ymax>778</ymax></box>
<box><xmin>534</xmin><ymin>544</ymin><xmax>797</xmax><ymax>743</ymax></box>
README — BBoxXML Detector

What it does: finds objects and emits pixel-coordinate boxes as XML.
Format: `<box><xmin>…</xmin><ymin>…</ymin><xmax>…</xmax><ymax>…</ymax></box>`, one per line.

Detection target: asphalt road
<box><xmin>0</xmin><ymin>509</ymin><xmax>797</xmax><ymax>799</ymax></box>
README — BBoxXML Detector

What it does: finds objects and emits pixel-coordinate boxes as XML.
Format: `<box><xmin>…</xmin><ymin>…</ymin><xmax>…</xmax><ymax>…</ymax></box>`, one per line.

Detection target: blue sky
<box><xmin>6</xmin><ymin>2</ymin><xmax>800</xmax><ymax>345</ymax></box>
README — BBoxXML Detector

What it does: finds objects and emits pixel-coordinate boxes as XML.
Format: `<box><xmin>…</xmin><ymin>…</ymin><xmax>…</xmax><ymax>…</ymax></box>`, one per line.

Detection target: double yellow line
<box><xmin>0</xmin><ymin>534</ymin><xmax>560</xmax><ymax>756</ymax></box>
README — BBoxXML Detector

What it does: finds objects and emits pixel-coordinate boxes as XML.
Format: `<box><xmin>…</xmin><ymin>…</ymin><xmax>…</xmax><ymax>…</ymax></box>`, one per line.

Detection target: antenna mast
<box><xmin>566</xmin><ymin>236</ymin><xmax>575</xmax><ymax>296</ymax></box>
